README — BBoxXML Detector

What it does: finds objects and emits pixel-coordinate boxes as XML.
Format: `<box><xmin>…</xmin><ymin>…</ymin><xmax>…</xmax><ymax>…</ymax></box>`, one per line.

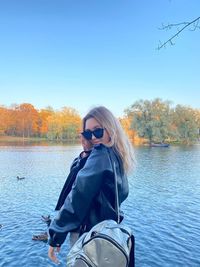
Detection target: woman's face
<box><xmin>84</xmin><ymin>117</ymin><xmax>110</xmax><ymax>146</ymax></box>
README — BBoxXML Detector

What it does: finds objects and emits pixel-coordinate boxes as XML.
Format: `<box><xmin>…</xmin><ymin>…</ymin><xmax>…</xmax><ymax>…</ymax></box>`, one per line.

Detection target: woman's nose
<box><xmin>91</xmin><ymin>133</ymin><xmax>96</xmax><ymax>139</ymax></box>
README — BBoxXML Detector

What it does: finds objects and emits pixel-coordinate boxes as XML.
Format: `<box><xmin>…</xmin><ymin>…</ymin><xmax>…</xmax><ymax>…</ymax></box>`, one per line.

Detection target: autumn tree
<box><xmin>119</xmin><ymin>115</ymin><xmax>144</xmax><ymax>145</ymax></box>
<box><xmin>47</xmin><ymin>107</ymin><xmax>81</xmax><ymax>141</ymax></box>
<box><xmin>16</xmin><ymin>103</ymin><xmax>39</xmax><ymax>137</ymax></box>
<box><xmin>0</xmin><ymin>106</ymin><xmax>8</xmax><ymax>135</ymax></box>
<box><xmin>5</xmin><ymin>104</ymin><xmax>20</xmax><ymax>136</ymax></box>
<box><xmin>38</xmin><ymin>106</ymin><xmax>55</xmax><ymax>137</ymax></box>
<box><xmin>119</xmin><ymin>116</ymin><xmax>134</xmax><ymax>141</ymax></box>
<box><xmin>60</xmin><ymin>107</ymin><xmax>82</xmax><ymax>140</ymax></box>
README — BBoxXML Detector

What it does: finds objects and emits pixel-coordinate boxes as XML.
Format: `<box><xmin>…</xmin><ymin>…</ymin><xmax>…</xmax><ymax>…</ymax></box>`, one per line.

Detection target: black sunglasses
<box><xmin>81</xmin><ymin>128</ymin><xmax>104</xmax><ymax>140</ymax></box>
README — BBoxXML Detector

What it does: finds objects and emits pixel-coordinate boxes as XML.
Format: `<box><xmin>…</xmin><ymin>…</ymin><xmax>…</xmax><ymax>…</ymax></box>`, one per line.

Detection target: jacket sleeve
<box><xmin>55</xmin><ymin>152</ymin><xmax>91</xmax><ymax>211</ymax></box>
<box><xmin>54</xmin><ymin>157</ymin><xmax>79</xmax><ymax>211</ymax></box>
<box><xmin>48</xmin><ymin>145</ymin><xmax>110</xmax><ymax>247</ymax></box>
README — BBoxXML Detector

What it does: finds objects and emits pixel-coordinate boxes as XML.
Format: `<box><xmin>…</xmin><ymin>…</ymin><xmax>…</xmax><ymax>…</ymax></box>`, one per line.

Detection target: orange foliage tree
<box><xmin>0</xmin><ymin>106</ymin><xmax>9</xmax><ymax>135</ymax></box>
<box><xmin>47</xmin><ymin>107</ymin><xmax>81</xmax><ymax>140</ymax></box>
<box><xmin>16</xmin><ymin>103</ymin><xmax>40</xmax><ymax>137</ymax></box>
<box><xmin>0</xmin><ymin>103</ymin><xmax>40</xmax><ymax>137</ymax></box>
<box><xmin>38</xmin><ymin>107</ymin><xmax>55</xmax><ymax>137</ymax></box>
<box><xmin>119</xmin><ymin>115</ymin><xmax>144</xmax><ymax>145</ymax></box>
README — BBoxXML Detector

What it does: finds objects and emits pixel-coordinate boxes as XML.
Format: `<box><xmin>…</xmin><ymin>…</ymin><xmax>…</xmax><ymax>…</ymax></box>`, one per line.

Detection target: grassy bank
<box><xmin>0</xmin><ymin>135</ymin><xmax>80</xmax><ymax>145</ymax></box>
<box><xmin>0</xmin><ymin>136</ymin><xmax>47</xmax><ymax>142</ymax></box>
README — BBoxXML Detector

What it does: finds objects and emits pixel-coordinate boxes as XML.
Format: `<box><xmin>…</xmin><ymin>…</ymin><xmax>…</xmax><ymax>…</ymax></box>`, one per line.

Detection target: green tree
<box><xmin>172</xmin><ymin>105</ymin><xmax>199</xmax><ymax>144</ymax></box>
<box><xmin>194</xmin><ymin>109</ymin><xmax>200</xmax><ymax>136</ymax></box>
<box><xmin>125</xmin><ymin>98</ymin><xmax>172</xmax><ymax>144</ymax></box>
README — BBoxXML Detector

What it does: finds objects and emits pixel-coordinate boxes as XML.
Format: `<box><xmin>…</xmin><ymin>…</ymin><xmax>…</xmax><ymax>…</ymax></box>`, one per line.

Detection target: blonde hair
<box><xmin>83</xmin><ymin>106</ymin><xmax>135</xmax><ymax>174</ymax></box>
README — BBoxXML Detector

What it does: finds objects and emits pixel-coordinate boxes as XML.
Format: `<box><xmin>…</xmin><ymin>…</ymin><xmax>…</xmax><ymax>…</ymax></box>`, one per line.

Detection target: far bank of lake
<box><xmin>0</xmin><ymin>135</ymin><xmax>79</xmax><ymax>146</ymax></box>
<box><xmin>1</xmin><ymin>135</ymin><xmax>199</xmax><ymax>147</ymax></box>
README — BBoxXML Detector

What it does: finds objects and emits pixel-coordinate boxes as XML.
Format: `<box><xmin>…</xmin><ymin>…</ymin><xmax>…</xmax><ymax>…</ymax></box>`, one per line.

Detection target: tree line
<box><xmin>0</xmin><ymin>99</ymin><xmax>199</xmax><ymax>144</ymax></box>
<box><xmin>125</xmin><ymin>98</ymin><xmax>200</xmax><ymax>145</ymax></box>
<box><xmin>0</xmin><ymin>103</ymin><xmax>81</xmax><ymax>141</ymax></box>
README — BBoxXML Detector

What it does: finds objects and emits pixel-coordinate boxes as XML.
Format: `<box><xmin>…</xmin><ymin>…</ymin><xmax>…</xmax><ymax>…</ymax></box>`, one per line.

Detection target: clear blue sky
<box><xmin>0</xmin><ymin>0</ymin><xmax>199</xmax><ymax>117</ymax></box>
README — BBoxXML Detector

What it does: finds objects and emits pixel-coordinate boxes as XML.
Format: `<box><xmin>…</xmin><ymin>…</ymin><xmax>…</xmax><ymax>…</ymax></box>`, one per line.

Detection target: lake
<box><xmin>0</xmin><ymin>144</ymin><xmax>200</xmax><ymax>267</ymax></box>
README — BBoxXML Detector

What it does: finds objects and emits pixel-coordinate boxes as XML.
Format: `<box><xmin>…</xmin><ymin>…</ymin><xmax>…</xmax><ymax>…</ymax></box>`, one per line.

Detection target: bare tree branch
<box><xmin>157</xmin><ymin>16</ymin><xmax>200</xmax><ymax>50</ymax></box>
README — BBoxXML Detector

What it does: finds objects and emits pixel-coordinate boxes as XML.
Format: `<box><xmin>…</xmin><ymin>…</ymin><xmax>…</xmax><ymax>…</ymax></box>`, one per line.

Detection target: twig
<box><xmin>157</xmin><ymin>16</ymin><xmax>200</xmax><ymax>50</ymax></box>
<box><xmin>158</xmin><ymin>22</ymin><xmax>190</xmax><ymax>31</ymax></box>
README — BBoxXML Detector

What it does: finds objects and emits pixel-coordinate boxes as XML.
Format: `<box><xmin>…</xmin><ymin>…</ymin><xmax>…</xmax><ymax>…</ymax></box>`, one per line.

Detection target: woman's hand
<box><xmin>80</xmin><ymin>135</ymin><xmax>93</xmax><ymax>157</ymax></box>
<box><xmin>48</xmin><ymin>246</ymin><xmax>60</xmax><ymax>264</ymax></box>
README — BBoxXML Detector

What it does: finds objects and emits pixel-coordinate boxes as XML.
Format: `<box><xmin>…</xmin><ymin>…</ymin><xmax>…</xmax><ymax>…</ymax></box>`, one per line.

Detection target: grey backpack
<box><xmin>67</xmin><ymin>219</ymin><xmax>134</xmax><ymax>267</ymax></box>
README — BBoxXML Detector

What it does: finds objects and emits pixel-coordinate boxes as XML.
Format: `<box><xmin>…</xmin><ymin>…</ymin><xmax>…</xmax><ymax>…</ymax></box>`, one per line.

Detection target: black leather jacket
<box><xmin>48</xmin><ymin>144</ymin><xmax>129</xmax><ymax>247</ymax></box>
<box><xmin>55</xmin><ymin>151</ymin><xmax>90</xmax><ymax>211</ymax></box>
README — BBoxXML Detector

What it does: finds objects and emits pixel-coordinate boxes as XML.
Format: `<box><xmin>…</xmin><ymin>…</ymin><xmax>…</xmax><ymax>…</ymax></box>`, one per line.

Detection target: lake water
<box><xmin>0</xmin><ymin>144</ymin><xmax>200</xmax><ymax>267</ymax></box>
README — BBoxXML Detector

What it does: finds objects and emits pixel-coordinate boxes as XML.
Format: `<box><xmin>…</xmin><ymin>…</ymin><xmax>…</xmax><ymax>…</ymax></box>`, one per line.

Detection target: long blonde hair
<box><xmin>83</xmin><ymin>106</ymin><xmax>135</xmax><ymax>174</ymax></box>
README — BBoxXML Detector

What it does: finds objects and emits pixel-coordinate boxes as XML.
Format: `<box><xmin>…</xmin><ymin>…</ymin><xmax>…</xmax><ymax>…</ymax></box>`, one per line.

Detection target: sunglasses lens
<box><xmin>81</xmin><ymin>131</ymin><xmax>92</xmax><ymax>140</ymax></box>
<box><xmin>93</xmin><ymin>128</ymin><xmax>104</xmax><ymax>138</ymax></box>
<box><xmin>81</xmin><ymin>128</ymin><xmax>104</xmax><ymax>140</ymax></box>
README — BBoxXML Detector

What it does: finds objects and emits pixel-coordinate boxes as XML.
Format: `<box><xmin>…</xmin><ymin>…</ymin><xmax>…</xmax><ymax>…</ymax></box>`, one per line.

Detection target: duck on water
<box><xmin>32</xmin><ymin>215</ymin><xmax>51</xmax><ymax>242</ymax></box>
<box><xmin>17</xmin><ymin>176</ymin><xmax>25</xmax><ymax>180</ymax></box>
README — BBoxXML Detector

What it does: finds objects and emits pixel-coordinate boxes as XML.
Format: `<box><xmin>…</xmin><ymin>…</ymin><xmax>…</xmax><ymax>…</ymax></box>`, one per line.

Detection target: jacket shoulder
<box><xmin>85</xmin><ymin>144</ymin><xmax>112</xmax><ymax>171</ymax></box>
<box><xmin>93</xmin><ymin>143</ymin><xmax>108</xmax><ymax>151</ymax></box>
<box><xmin>91</xmin><ymin>144</ymin><xmax>115</xmax><ymax>161</ymax></box>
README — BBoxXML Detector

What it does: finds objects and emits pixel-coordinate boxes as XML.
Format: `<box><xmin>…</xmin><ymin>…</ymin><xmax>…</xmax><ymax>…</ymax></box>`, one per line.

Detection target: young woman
<box><xmin>48</xmin><ymin>106</ymin><xmax>135</xmax><ymax>264</ymax></box>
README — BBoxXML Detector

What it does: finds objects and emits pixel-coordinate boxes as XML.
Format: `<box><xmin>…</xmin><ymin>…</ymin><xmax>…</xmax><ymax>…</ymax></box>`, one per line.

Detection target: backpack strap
<box><xmin>108</xmin><ymin>148</ymin><xmax>135</xmax><ymax>267</ymax></box>
<box><xmin>129</xmin><ymin>235</ymin><xmax>135</xmax><ymax>267</ymax></box>
<box><xmin>107</xmin><ymin>149</ymin><xmax>120</xmax><ymax>224</ymax></box>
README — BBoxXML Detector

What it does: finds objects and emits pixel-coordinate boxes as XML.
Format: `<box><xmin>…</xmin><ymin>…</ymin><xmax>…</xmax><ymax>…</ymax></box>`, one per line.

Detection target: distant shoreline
<box><xmin>0</xmin><ymin>135</ymin><xmax>80</xmax><ymax>145</ymax></box>
<box><xmin>0</xmin><ymin>135</ymin><xmax>199</xmax><ymax>146</ymax></box>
